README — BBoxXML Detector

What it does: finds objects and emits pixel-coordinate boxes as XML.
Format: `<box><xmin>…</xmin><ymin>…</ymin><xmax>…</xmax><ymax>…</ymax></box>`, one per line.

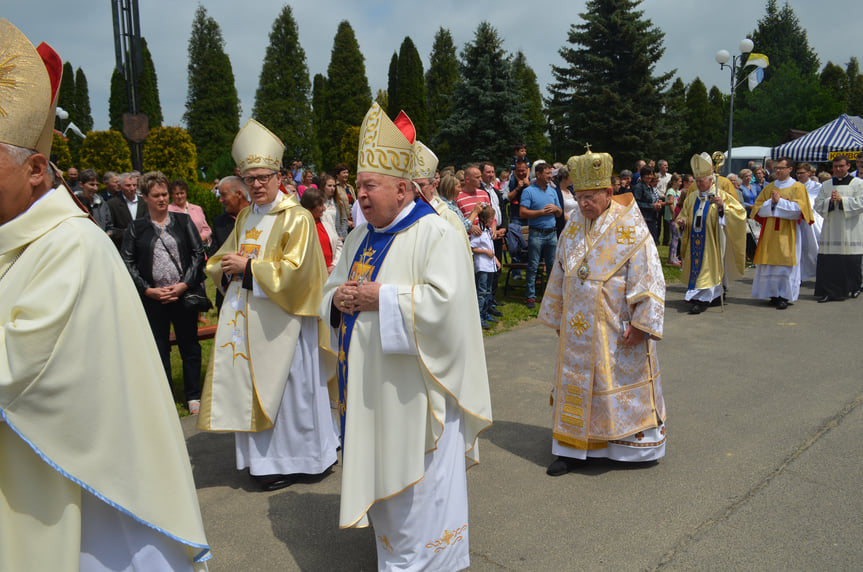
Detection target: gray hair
<box><xmin>103</xmin><ymin>171</ymin><xmax>118</xmax><ymax>184</ymax></box>
<box><xmin>219</xmin><ymin>175</ymin><xmax>250</xmax><ymax>201</ymax></box>
<box><xmin>0</xmin><ymin>142</ymin><xmax>59</xmax><ymax>186</ymax></box>
<box><xmin>118</xmin><ymin>172</ymin><xmax>135</xmax><ymax>185</ymax></box>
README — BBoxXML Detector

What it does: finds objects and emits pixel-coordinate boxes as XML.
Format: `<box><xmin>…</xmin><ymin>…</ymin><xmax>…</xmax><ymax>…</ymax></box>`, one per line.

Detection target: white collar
<box><xmin>253</xmin><ymin>191</ymin><xmax>284</xmax><ymax>214</ymax></box>
<box><xmin>373</xmin><ymin>201</ymin><xmax>415</xmax><ymax>233</ymax></box>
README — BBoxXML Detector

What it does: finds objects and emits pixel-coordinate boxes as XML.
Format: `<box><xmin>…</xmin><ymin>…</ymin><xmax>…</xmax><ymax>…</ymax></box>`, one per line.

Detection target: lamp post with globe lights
<box><xmin>715</xmin><ymin>38</ymin><xmax>755</xmax><ymax>172</ymax></box>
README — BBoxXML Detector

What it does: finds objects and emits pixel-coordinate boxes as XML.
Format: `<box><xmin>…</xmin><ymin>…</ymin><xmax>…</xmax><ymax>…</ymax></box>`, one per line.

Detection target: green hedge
<box><xmin>79</xmin><ymin>130</ymin><xmax>133</xmax><ymax>174</ymax></box>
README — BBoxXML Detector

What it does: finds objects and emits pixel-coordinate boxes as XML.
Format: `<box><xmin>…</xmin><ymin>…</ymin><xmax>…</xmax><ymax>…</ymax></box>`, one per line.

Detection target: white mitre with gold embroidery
<box><xmin>566</xmin><ymin>148</ymin><xmax>613</xmax><ymax>192</ymax></box>
<box><xmin>357</xmin><ymin>103</ymin><xmax>416</xmax><ymax>179</ymax></box>
<box><xmin>410</xmin><ymin>140</ymin><xmax>438</xmax><ymax>181</ymax></box>
<box><xmin>0</xmin><ymin>19</ymin><xmax>62</xmax><ymax>156</ymax></box>
<box><xmin>690</xmin><ymin>152</ymin><xmax>714</xmax><ymax>178</ymax></box>
<box><xmin>232</xmin><ymin>118</ymin><xmax>285</xmax><ymax>174</ymax></box>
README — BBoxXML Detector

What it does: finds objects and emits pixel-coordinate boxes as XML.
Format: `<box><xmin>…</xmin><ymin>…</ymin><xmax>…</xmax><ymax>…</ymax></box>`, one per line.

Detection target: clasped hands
<box><xmin>334</xmin><ymin>280</ymin><xmax>381</xmax><ymax>315</ymax></box>
<box><xmin>145</xmin><ymin>282</ymin><xmax>188</xmax><ymax>304</ymax></box>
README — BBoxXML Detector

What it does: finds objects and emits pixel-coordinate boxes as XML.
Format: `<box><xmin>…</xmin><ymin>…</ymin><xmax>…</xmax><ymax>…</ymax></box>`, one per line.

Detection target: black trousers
<box><xmin>814</xmin><ymin>254</ymin><xmax>863</xmax><ymax>299</ymax></box>
<box><xmin>142</xmin><ymin>297</ymin><xmax>202</xmax><ymax>401</ymax></box>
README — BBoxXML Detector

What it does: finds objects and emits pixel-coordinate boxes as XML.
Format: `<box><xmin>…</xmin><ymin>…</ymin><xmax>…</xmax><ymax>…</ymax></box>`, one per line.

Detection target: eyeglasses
<box><xmin>242</xmin><ymin>172</ymin><xmax>278</xmax><ymax>186</ymax></box>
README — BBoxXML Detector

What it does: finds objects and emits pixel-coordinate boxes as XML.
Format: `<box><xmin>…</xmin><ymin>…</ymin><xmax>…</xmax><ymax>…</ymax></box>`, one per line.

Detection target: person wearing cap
<box><xmin>198</xmin><ymin>119</ymin><xmax>338</xmax><ymax>492</ymax></box>
<box><xmin>322</xmin><ymin>103</ymin><xmax>492</xmax><ymax>571</ymax></box>
<box><xmin>0</xmin><ymin>20</ymin><xmax>210</xmax><ymax>569</ymax></box>
<box><xmin>537</xmin><ymin>149</ymin><xmax>667</xmax><ymax>477</ymax></box>
<box><xmin>812</xmin><ymin>154</ymin><xmax>863</xmax><ymax>302</ymax></box>
<box><xmin>749</xmin><ymin>157</ymin><xmax>818</xmax><ymax>310</ymax></box>
<box><xmin>676</xmin><ymin>153</ymin><xmax>747</xmax><ymax>314</ymax></box>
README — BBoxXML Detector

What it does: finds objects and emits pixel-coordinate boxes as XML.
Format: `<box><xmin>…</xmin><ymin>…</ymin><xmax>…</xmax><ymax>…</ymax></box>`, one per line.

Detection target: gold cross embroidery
<box><xmin>563</xmin><ymin>222</ymin><xmax>581</xmax><ymax>240</ymax></box>
<box><xmin>569</xmin><ymin>312</ymin><xmax>590</xmax><ymax>337</ymax></box>
<box><xmin>616</xmin><ymin>225</ymin><xmax>636</xmax><ymax>244</ymax></box>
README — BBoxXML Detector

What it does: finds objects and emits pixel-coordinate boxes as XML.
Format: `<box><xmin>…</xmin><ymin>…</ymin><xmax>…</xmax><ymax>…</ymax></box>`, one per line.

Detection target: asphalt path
<box><xmin>183</xmin><ymin>272</ymin><xmax>863</xmax><ymax>570</ymax></box>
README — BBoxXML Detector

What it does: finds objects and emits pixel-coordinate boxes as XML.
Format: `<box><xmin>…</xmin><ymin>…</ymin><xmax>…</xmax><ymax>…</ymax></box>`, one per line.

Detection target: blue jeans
<box><xmin>475</xmin><ymin>271</ymin><xmax>494</xmax><ymax>320</ymax></box>
<box><xmin>526</xmin><ymin>228</ymin><xmax>557</xmax><ymax>300</ymax></box>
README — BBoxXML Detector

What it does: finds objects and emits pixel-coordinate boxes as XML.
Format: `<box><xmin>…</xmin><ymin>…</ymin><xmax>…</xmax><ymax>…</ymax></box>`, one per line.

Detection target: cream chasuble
<box><xmin>538</xmin><ymin>195</ymin><xmax>666</xmax><ymax>450</ymax></box>
<box><xmin>199</xmin><ymin>193</ymin><xmax>334</xmax><ymax>433</ymax></box>
<box><xmin>0</xmin><ymin>189</ymin><xmax>209</xmax><ymax>569</ymax></box>
<box><xmin>321</xmin><ymin>206</ymin><xmax>492</xmax><ymax>529</ymax></box>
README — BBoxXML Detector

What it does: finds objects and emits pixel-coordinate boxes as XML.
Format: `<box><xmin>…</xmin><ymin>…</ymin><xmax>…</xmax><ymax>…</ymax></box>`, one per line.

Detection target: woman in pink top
<box><xmin>168</xmin><ymin>179</ymin><xmax>212</xmax><ymax>246</ymax></box>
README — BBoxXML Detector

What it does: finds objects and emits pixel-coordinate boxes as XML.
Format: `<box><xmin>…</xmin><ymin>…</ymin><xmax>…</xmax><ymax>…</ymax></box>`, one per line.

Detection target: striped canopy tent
<box><xmin>771</xmin><ymin>114</ymin><xmax>863</xmax><ymax>162</ymax></box>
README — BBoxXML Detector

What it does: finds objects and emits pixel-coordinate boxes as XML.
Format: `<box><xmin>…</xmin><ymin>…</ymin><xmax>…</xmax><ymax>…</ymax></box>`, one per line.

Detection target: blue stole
<box><xmin>336</xmin><ymin>200</ymin><xmax>436</xmax><ymax>447</ymax></box>
<box><xmin>687</xmin><ymin>197</ymin><xmax>712</xmax><ymax>290</ymax></box>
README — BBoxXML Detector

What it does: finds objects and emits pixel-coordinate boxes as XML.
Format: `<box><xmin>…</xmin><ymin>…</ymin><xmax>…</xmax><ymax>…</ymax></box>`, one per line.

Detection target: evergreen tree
<box><xmin>425</xmin><ymin>28</ymin><xmax>459</xmax><ymax>149</ymax></box>
<box><xmin>748</xmin><ymin>0</ymin><xmax>819</xmax><ymax>84</ymax></box>
<box><xmin>387</xmin><ymin>52</ymin><xmax>399</xmax><ymax>117</ymax></box>
<box><xmin>252</xmin><ymin>5</ymin><xmax>314</xmax><ymax>164</ymax></box>
<box><xmin>546</xmin><ymin>0</ymin><xmax>674</xmax><ymax>169</ymax></box>
<box><xmin>435</xmin><ymin>22</ymin><xmax>526</xmax><ymax>167</ymax></box>
<box><xmin>184</xmin><ymin>5</ymin><xmax>241</xmax><ymax>171</ymax></box>
<box><xmin>511</xmin><ymin>51</ymin><xmax>549</xmax><ymax>160</ymax></box>
<box><xmin>664</xmin><ymin>77</ymin><xmax>688</xmax><ymax>172</ymax></box>
<box><xmin>683</xmin><ymin>78</ymin><xmax>720</xmax><ymax>156</ymax></box>
<box><xmin>846</xmin><ymin>58</ymin><xmax>863</xmax><ymax>117</ymax></box>
<box><xmin>736</xmin><ymin>62</ymin><xmax>844</xmax><ymax>146</ymax></box>
<box><xmin>320</xmin><ymin>21</ymin><xmax>371</xmax><ymax>171</ymax></box>
<box><xmin>138</xmin><ymin>38</ymin><xmax>163</xmax><ymax>128</ymax></box>
<box><xmin>375</xmin><ymin>89</ymin><xmax>389</xmax><ymax>111</ymax></box>
<box><xmin>311</xmin><ymin>73</ymin><xmax>327</xmax><ymax>169</ymax></box>
<box><xmin>55</xmin><ymin>62</ymin><xmax>75</xmax><ymax>131</ymax></box>
<box><xmin>708</xmin><ymin>86</ymin><xmax>729</xmax><ymax>152</ymax></box>
<box><xmin>820</xmin><ymin>61</ymin><xmax>848</xmax><ymax>108</ymax></box>
<box><xmin>109</xmin><ymin>69</ymin><xmax>125</xmax><ymax>132</ymax></box>
<box><xmin>74</xmin><ymin>68</ymin><xmax>93</xmax><ymax>133</ymax></box>
<box><xmin>395</xmin><ymin>37</ymin><xmax>427</xmax><ymax>140</ymax></box>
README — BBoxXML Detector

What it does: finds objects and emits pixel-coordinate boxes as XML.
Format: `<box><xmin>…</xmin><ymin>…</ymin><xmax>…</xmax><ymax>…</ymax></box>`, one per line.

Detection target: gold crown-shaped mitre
<box><xmin>567</xmin><ymin>149</ymin><xmax>613</xmax><ymax>192</ymax></box>
<box><xmin>690</xmin><ymin>152</ymin><xmax>714</xmax><ymax>178</ymax></box>
<box><xmin>357</xmin><ymin>103</ymin><xmax>415</xmax><ymax>179</ymax></box>
<box><xmin>410</xmin><ymin>140</ymin><xmax>438</xmax><ymax>180</ymax></box>
<box><xmin>0</xmin><ymin>19</ymin><xmax>60</xmax><ymax>156</ymax></box>
<box><xmin>232</xmin><ymin>119</ymin><xmax>285</xmax><ymax>174</ymax></box>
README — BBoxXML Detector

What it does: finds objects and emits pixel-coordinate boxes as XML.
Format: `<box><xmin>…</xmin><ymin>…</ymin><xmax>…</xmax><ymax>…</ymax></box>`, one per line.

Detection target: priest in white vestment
<box><xmin>749</xmin><ymin>157</ymin><xmax>817</xmax><ymax>309</ymax></box>
<box><xmin>813</xmin><ymin>155</ymin><xmax>863</xmax><ymax>302</ymax></box>
<box><xmin>538</xmin><ymin>149</ymin><xmax>667</xmax><ymax>477</ymax></box>
<box><xmin>0</xmin><ymin>20</ymin><xmax>210</xmax><ymax>570</ymax></box>
<box><xmin>321</xmin><ymin>104</ymin><xmax>492</xmax><ymax>572</ymax></box>
<box><xmin>198</xmin><ymin>119</ymin><xmax>338</xmax><ymax>491</ymax></box>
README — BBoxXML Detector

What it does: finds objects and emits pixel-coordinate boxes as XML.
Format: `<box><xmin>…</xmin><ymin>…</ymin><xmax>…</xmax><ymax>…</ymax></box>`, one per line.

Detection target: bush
<box><xmin>207</xmin><ymin>149</ymin><xmax>237</xmax><ymax>180</ymax></box>
<box><xmin>143</xmin><ymin>126</ymin><xmax>198</xmax><ymax>183</ymax></box>
<box><xmin>79</xmin><ymin>130</ymin><xmax>133</xmax><ymax>174</ymax></box>
<box><xmin>188</xmin><ymin>182</ymin><xmax>222</xmax><ymax>223</ymax></box>
<box><xmin>51</xmin><ymin>133</ymin><xmax>73</xmax><ymax>172</ymax></box>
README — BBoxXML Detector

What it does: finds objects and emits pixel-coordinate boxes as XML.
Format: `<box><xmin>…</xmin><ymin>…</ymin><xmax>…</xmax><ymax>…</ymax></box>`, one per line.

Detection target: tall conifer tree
<box><xmin>435</xmin><ymin>22</ymin><xmax>526</xmax><ymax>167</ymax></box>
<box><xmin>511</xmin><ymin>51</ymin><xmax>549</xmax><ymax>160</ymax></box>
<box><xmin>74</xmin><ymin>68</ymin><xmax>93</xmax><ymax>133</ymax></box>
<box><xmin>425</xmin><ymin>28</ymin><xmax>458</xmax><ymax>148</ymax></box>
<box><xmin>546</xmin><ymin>0</ymin><xmax>673</xmax><ymax>168</ymax></box>
<box><xmin>252</xmin><ymin>5</ymin><xmax>314</xmax><ymax>163</ymax></box>
<box><xmin>184</xmin><ymin>5</ymin><xmax>240</xmax><ymax>171</ymax></box>
<box><xmin>55</xmin><ymin>62</ymin><xmax>76</xmax><ymax>131</ymax></box>
<box><xmin>396</xmin><ymin>37</ymin><xmax>427</xmax><ymax>140</ymax></box>
<box><xmin>387</xmin><ymin>53</ymin><xmax>399</xmax><ymax>117</ymax></box>
<box><xmin>109</xmin><ymin>69</ymin><xmax>125</xmax><ymax>132</ymax></box>
<box><xmin>311</xmin><ymin>73</ymin><xmax>326</xmax><ymax>169</ymax></box>
<box><xmin>138</xmin><ymin>38</ymin><xmax>163</xmax><ymax>128</ymax></box>
<box><xmin>683</xmin><ymin>78</ymin><xmax>720</xmax><ymax>155</ymax></box>
<box><xmin>320</xmin><ymin>21</ymin><xmax>371</xmax><ymax>171</ymax></box>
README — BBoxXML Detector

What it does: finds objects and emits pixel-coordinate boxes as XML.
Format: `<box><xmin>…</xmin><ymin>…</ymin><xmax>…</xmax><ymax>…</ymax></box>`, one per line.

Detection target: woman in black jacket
<box><xmin>121</xmin><ymin>171</ymin><xmax>206</xmax><ymax>414</ymax></box>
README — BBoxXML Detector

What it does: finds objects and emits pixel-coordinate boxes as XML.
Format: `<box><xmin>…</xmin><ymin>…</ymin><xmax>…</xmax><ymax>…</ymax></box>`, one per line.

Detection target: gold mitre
<box><xmin>410</xmin><ymin>140</ymin><xmax>438</xmax><ymax>180</ymax></box>
<box><xmin>690</xmin><ymin>152</ymin><xmax>714</xmax><ymax>178</ymax></box>
<box><xmin>0</xmin><ymin>19</ymin><xmax>62</xmax><ymax>156</ymax></box>
<box><xmin>357</xmin><ymin>103</ymin><xmax>416</xmax><ymax>179</ymax></box>
<box><xmin>566</xmin><ymin>149</ymin><xmax>613</xmax><ymax>192</ymax></box>
<box><xmin>231</xmin><ymin>118</ymin><xmax>285</xmax><ymax>174</ymax></box>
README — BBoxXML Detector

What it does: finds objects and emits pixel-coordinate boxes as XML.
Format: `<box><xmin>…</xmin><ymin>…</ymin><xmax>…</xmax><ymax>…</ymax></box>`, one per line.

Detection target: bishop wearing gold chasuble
<box><xmin>198</xmin><ymin>119</ymin><xmax>338</xmax><ymax>492</ymax></box>
<box><xmin>538</xmin><ymin>149</ymin><xmax>667</xmax><ymax>477</ymax></box>
<box><xmin>322</xmin><ymin>104</ymin><xmax>492</xmax><ymax>572</ymax></box>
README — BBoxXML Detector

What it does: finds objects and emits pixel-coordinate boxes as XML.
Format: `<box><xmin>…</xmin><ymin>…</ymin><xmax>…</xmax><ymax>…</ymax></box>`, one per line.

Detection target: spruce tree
<box><xmin>320</xmin><ymin>21</ymin><xmax>371</xmax><ymax>171</ymax></box>
<box><xmin>546</xmin><ymin>0</ymin><xmax>673</xmax><ymax>169</ymax></box>
<box><xmin>138</xmin><ymin>38</ymin><xmax>163</xmax><ymax>128</ymax></box>
<box><xmin>252</xmin><ymin>5</ymin><xmax>314</xmax><ymax>164</ymax></box>
<box><xmin>425</xmin><ymin>28</ymin><xmax>459</xmax><ymax>148</ymax></box>
<box><xmin>434</xmin><ymin>22</ymin><xmax>526</xmax><ymax>167</ymax></box>
<box><xmin>683</xmin><ymin>78</ymin><xmax>719</xmax><ymax>156</ymax></box>
<box><xmin>748</xmin><ymin>0</ymin><xmax>819</xmax><ymax>84</ymax></box>
<box><xmin>511</xmin><ymin>51</ymin><xmax>549</xmax><ymax>160</ymax></box>
<box><xmin>184</xmin><ymin>5</ymin><xmax>241</xmax><ymax>171</ymax></box>
<box><xmin>387</xmin><ymin>52</ymin><xmax>399</xmax><ymax>117</ymax></box>
<box><xmin>396</xmin><ymin>37</ymin><xmax>427</xmax><ymax>140</ymax></box>
<box><xmin>74</xmin><ymin>68</ymin><xmax>93</xmax><ymax>133</ymax></box>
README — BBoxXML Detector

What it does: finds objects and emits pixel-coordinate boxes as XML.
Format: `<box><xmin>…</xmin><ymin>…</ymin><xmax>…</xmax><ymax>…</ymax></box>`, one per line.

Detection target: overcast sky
<box><xmin>7</xmin><ymin>1</ymin><xmax>860</xmax><ymax>133</ymax></box>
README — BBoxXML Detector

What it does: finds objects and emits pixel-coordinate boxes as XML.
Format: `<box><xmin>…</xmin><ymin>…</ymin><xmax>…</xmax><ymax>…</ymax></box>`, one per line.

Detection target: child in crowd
<box><xmin>470</xmin><ymin>205</ymin><xmax>501</xmax><ymax>329</ymax></box>
<box><xmin>665</xmin><ymin>173</ymin><xmax>682</xmax><ymax>266</ymax></box>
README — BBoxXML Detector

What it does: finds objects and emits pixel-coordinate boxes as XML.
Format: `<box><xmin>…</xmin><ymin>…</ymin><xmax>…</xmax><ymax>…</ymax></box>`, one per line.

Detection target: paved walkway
<box><xmin>183</xmin><ymin>274</ymin><xmax>863</xmax><ymax>570</ymax></box>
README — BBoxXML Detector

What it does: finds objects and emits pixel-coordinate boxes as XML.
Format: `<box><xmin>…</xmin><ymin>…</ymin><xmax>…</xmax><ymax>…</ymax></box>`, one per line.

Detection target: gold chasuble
<box><xmin>751</xmin><ymin>181</ymin><xmax>814</xmax><ymax>266</ymax></box>
<box><xmin>679</xmin><ymin>179</ymin><xmax>747</xmax><ymax>290</ymax></box>
<box><xmin>199</xmin><ymin>193</ymin><xmax>333</xmax><ymax>432</ymax></box>
<box><xmin>538</xmin><ymin>195</ymin><xmax>666</xmax><ymax>449</ymax></box>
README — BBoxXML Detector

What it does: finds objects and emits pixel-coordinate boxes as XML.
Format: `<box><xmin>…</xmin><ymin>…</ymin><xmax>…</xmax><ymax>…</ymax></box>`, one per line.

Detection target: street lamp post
<box><xmin>715</xmin><ymin>38</ymin><xmax>754</xmax><ymax>174</ymax></box>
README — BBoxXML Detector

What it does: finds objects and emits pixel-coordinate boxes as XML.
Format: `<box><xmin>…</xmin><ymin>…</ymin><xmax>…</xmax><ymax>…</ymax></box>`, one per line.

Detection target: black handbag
<box><xmin>156</xmin><ymin>224</ymin><xmax>212</xmax><ymax>313</ymax></box>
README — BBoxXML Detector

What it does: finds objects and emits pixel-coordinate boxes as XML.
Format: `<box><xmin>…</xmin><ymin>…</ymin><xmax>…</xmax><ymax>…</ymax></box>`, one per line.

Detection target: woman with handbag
<box><xmin>121</xmin><ymin>171</ymin><xmax>209</xmax><ymax>414</ymax></box>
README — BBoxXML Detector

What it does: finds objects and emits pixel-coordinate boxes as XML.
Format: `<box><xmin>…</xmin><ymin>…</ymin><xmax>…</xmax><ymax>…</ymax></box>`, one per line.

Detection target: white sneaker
<box><xmin>187</xmin><ymin>400</ymin><xmax>201</xmax><ymax>415</ymax></box>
